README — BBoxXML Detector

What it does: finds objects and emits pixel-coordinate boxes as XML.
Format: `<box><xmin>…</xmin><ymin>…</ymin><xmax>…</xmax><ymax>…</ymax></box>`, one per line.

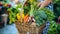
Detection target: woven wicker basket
<box><xmin>15</xmin><ymin>20</ymin><xmax>46</xmax><ymax>34</ymax></box>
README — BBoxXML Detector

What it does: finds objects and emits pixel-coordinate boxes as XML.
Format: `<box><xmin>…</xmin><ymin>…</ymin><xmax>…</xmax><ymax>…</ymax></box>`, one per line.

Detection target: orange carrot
<box><xmin>24</xmin><ymin>14</ymin><xmax>29</xmax><ymax>23</ymax></box>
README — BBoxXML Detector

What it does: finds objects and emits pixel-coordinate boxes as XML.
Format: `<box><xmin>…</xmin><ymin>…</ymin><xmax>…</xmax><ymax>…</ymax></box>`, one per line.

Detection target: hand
<box><xmin>37</xmin><ymin>2</ymin><xmax>41</xmax><ymax>7</ymax></box>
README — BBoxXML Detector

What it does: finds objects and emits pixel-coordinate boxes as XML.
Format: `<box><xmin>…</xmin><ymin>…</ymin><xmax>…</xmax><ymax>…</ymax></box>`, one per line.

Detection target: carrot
<box><xmin>24</xmin><ymin>14</ymin><xmax>29</xmax><ymax>23</ymax></box>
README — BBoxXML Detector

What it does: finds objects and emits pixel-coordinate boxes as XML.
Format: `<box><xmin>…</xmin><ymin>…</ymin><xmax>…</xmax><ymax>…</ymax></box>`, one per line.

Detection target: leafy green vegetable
<box><xmin>33</xmin><ymin>9</ymin><xmax>47</xmax><ymax>26</ymax></box>
<box><xmin>48</xmin><ymin>21</ymin><xmax>60</xmax><ymax>34</ymax></box>
<box><xmin>47</xmin><ymin>21</ymin><xmax>58</xmax><ymax>34</ymax></box>
<box><xmin>33</xmin><ymin>8</ymin><xmax>55</xmax><ymax>26</ymax></box>
<box><xmin>7</xmin><ymin>4</ymin><xmax>22</xmax><ymax>24</ymax></box>
<box><xmin>28</xmin><ymin>0</ymin><xmax>55</xmax><ymax>27</ymax></box>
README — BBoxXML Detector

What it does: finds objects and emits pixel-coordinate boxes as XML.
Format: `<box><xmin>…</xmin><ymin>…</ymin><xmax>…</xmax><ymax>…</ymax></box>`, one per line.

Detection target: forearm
<box><xmin>40</xmin><ymin>0</ymin><xmax>52</xmax><ymax>8</ymax></box>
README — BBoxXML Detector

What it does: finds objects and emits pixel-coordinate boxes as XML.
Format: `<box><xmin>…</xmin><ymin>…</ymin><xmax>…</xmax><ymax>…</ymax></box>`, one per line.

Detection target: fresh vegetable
<box><xmin>24</xmin><ymin>14</ymin><xmax>29</xmax><ymax>23</ymax></box>
<box><xmin>23</xmin><ymin>0</ymin><xmax>31</xmax><ymax>15</ymax></box>
<box><xmin>16</xmin><ymin>13</ymin><xmax>21</xmax><ymax>20</ymax></box>
<box><xmin>28</xmin><ymin>0</ymin><xmax>55</xmax><ymax>26</ymax></box>
<box><xmin>7</xmin><ymin>7</ymin><xmax>20</xmax><ymax>24</ymax></box>
<box><xmin>34</xmin><ymin>9</ymin><xmax>47</xmax><ymax>26</ymax></box>
<box><xmin>7</xmin><ymin>3</ymin><xmax>23</xmax><ymax>24</ymax></box>
<box><xmin>16</xmin><ymin>13</ymin><xmax>24</xmax><ymax>20</ymax></box>
<box><xmin>22</xmin><ymin>13</ymin><xmax>25</xmax><ymax>19</ymax></box>
<box><xmin>47</xmin><ymin>21</ymin><xmax>60</xmax><ymax>34</ymax></box>
<box><xmin>40</xmin><ymin>8</ymin><xmax>55</xmax><ymax>21</ymax></box>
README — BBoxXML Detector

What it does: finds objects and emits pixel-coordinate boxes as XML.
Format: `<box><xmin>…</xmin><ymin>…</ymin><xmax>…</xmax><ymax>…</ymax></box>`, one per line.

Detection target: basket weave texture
<box><xmin>15</xmin><ymin>21</ymin><xmax>46</xmax><ymax>34</ymax></box>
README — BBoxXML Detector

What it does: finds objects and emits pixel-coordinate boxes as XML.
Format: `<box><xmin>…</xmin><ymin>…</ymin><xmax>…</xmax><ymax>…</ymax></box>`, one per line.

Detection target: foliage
<box><xmin>40</xmin><ymin>8</ymin><xmax>55</xmax><ymax>21</ymax></box>
<box><xmin>27</xmin><ymin>0</ymin><xmax>55</xmax><ymax>26</ymax></box>
<box><xmin>23</xmin><ymin>0</ymin><xmax>37</xmax><ymax>15</ymax></box>
<box><xmin>48</xmin><ymin>21</ymin><xmax>60</xmax><ymax>34</ymax></box>
<box><xmin>47</xmin><ymin>21</ymin><xmax>58</xmax><ymax>34</ymax></box>
<box><xmin>53</xmin><ymin>0</ymin><xmax>60</xmax><ymax>22</ymax></box>
<box><xmin>53</xmin><ymin>0</ymin><xmax>60</xmax><ymax>4</ymax></box>
<box><xmin>23</xmin><ymin>0</ymin><xmax>31</xmax><ymax>15</ymax></box>
<box><xmin>7</xmin><ymin>8</ymin><xmax>19</xmax><ymax>24</ymax></box>
<box><xmin>7</xmin><ymin>4</ymin><xmax>22</xmax><ymax>24</ymax></box>
<box><xmin>34</xmin><ymin>8</ymin><xmax>55</xmax><ymax>26</ymax></box>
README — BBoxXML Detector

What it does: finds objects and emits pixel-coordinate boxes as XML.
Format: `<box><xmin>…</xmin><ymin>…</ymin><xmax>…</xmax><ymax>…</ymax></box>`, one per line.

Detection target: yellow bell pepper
<box><xmin>22</xmin><ymin>14</ymin><xmax>24</xmax><ymax>19</ymax></box>
<box><xmin>16</xmin><ymin>13</ymin><xmax>24</xmax><ymax>20</ymax></box>
<box><xmin>16</xmin><ymin>13</ymin><xmax>21</xmax><ymax>20</ymax></box>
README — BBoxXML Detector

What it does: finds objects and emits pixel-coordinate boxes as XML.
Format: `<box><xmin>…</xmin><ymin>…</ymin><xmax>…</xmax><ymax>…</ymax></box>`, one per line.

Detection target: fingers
<box><xmin>37</xmin><ymin>2</ymin><xmax>41</xmax><ymax>7</ymax></box>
